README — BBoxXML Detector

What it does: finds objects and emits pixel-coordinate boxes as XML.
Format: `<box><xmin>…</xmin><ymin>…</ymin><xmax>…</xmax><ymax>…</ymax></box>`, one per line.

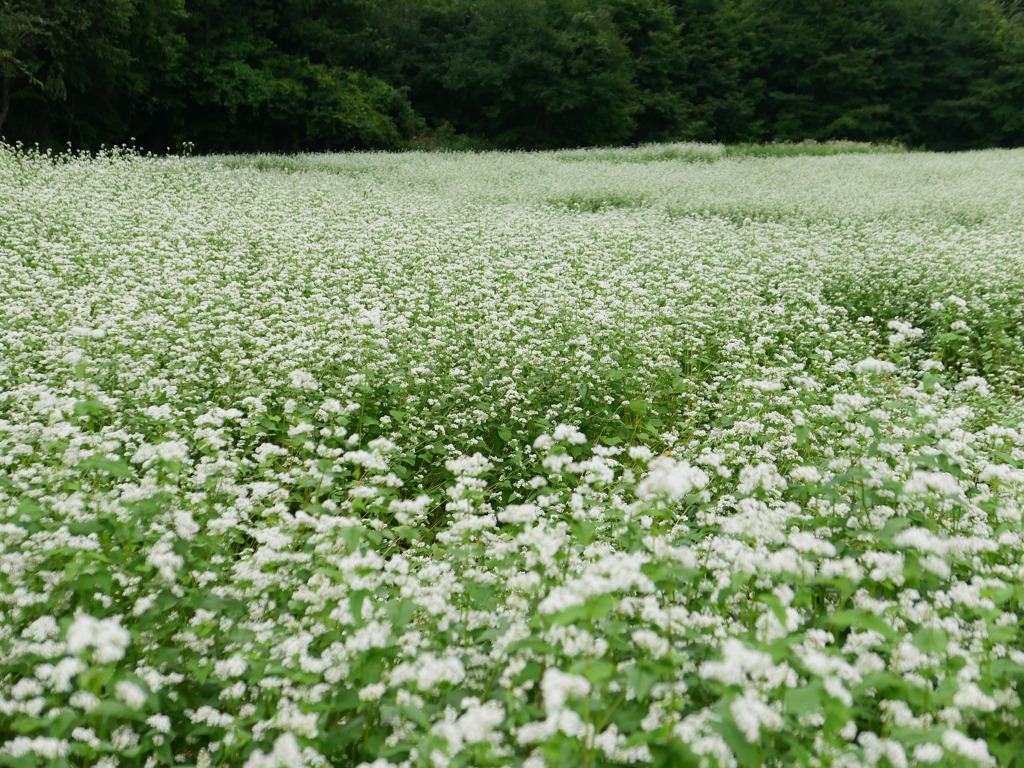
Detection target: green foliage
<box><xmin>3</xmin><ymin>144</ymin><xmax>1024</xmax><ymax>764</ymax></box>
<box><xmin>549</xmin><ymin>191</ymin><xmax>649</xmax><ymax>211</ymax></box>
<box><xmin>733</xmin><ymin>0</ymin><xmax>1024</xmax><ymax>148</ymax></box>
<box><xmin>148</xmin><ymin>0</ymin><xmax>421</xmax><ymax>152</ymax></box>
<box><xmin>380</xmin><ymin>0</ymin><xmax>640</xmax><ymax>148</ymax></box>
<box><xmin>876</xmin><ymin>0</ymin><xmax>1024</xmax><ymax>149</ymax></box>
<box><xmin>1</xmin><ymin>0</ymin><xmax>1023</xmax><ymax>150</ymax></box>
<box><xmin>0</xmin><ymin>2</ymin><xmax>49</xmax><ymax>108</ymax></box>
<box><xmin>0</xmin><ymin>0</ymin><xmax>184</xmax><ymax>145</ymax></box>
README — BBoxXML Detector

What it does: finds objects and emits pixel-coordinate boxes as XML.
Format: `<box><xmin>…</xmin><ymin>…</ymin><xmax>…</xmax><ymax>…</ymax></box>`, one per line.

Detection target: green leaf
<box><xmin>627</xmin><ymin>398</ymin><xmax>649</xmax><ymax>414</ymax></box>
<box><xmin>794</xmin><ymin>425</ymin><xmax>811</xmax><ymax>447</ymax></box>
<box><xmin>580</xmin><ymin>659</ymin><xmax>616</xmax><ymax>686</ymax></box>
<box><xmin>712</xmin><ymin>718</ymin><xmax>759</xmax><ymax>767</ymax></box>
<box><xmin>16</xmin><ymin>497</ymin><xmax>42</xmax><ymax>517</ymax></box>
<box><xmin>824</xmin><ymin>610</ymin><xmax>897</xmax><ymax>640</ymax></box>
<box><xmin>507</xmin><ymin>638</ymin><xmax>557</xmax><ymax>655</ymax></box>
<box><xmin>350</xmin><ymin>591</ymin><xmax>370</xmax><ymax>624</ymax></box>
<box><xmin>340</xmin><ymin>526</ymin><xmax>364</xmax><ymax>551</ymax></box>
<box><xmin>757</xmin><ymin>592</ymin><xmax>789</xmax><ymax>626</ymax></box>
<box><xmin>464</xmin><ymin>582</ymin><xmax>498</xmax><ymax>612</ymax></box>
<box><xmin>570</xmin><ymin>520</ymin><xmax>598</xmax><ymax>547</ymax></box>
<box><xmin>90</xmin><ymin>700</ymin><xmax>137</xmax><ymax>718</ymax></box>
<box><xmin>784</xmin><ymin>681</ymin><xmax>823</xmax><ymax>716</ymax></box>
<box><xmin>877</xmin><ymin>516</ymin><xmax>914</xmax><ymax>544</ymax></box>
<box><xmin>625</xmin><ymin>663</ymin><xmax>659</xmax><ymax>701</ymax></box>
<box><xmin>649</xmin><ymin>742</ymin><xmax>701</xmax><ymax>768</ymax></box>
<box><xmin>74</xmin><ymin>398</ymin><xmax>105</xmax><ymax>417</ymax></box>
<box><xmin>332</xmin><ymin>688</ymin><xmax>360</xmax><ymax>712</ymax></box>
<box><xmin>912</xmin><ymin>627</ymin><xmax>948</xmax><ymax>654</ymax></box>
<box><xmin>80</xmin><ymin>457</ymin><xmax>134</xmax><ymax>478</ymax></box>
<box><xmin>551</xmin><ymin>594</ymin><xmax>616</xmax><ymax>626</ymax></box>
<box><xmin>381</xmin><ymin>703</ymin><xmax>430</xmax><ymax>728</ymax></box>
<box><xmin>988</xmin><ymin>658</ymin><xmax>1024</xmax><ymax>681</ymax></box>
<box><xmin>384</xmin><ymin>598</ymin><xmax>415</xmax><ymax>629</ymax></box>
<box><xmin>989</xmin><ymin>625</ymin><xmax>1018</xmax><ymax>644</ymax></box>
<box><xmin>199</xmin><ymin>594</ymin><xmax>245</xmax><ymax>613</ymax></box>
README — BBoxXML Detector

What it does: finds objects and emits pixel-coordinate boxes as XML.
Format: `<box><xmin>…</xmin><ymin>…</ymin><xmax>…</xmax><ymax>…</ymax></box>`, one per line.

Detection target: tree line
<box><xmin>2</xmin><ymin>0</ymin><xmax>1023</xmax><ymax>153</ymax></box>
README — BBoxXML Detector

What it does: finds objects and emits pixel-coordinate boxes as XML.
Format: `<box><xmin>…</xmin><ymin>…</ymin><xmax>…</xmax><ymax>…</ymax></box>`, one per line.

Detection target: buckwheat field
<box><xmin>4</xmin><ymin>143</ymin><xmax>1024</xmax><ymax>768</ymax></box>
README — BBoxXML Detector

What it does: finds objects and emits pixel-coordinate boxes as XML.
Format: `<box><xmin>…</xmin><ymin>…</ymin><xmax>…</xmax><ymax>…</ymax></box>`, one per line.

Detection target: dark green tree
<box><xmin>0</xmin><ymin>0</ymin><xmax>184</xmax><ymax>146</ymax></box>
<box><xmin>148</xmin><ymin>0</ymin><xmax>420</xmax><ymax>151</ymax></box>
<box><xmin>604</xmin><ymin>0</ymin><xmax>752</xmax><ymax>143</ymax></box>
<box><xmin>375</xmin><ymin>0</ymin><xmax>639</xmax><ymax>148</ymax></box>
<box><xmin>876</xmin><ymin>0</ymin><xmax>1024</xmax><ymax>148</ymax></box>
<box><xmin>730</xmin><ymin>0</ymin><xmax>893</xmax><ymax>142</ymax></box>
<box><xmin>0</xmin><ymin>1</ymin><xmax>49</xmax><ymax>134</ymax></box>
<box><xmin>2</xmin><ymin>0</ymin><xmax>1022</xmax><ymax>151</ymax></box>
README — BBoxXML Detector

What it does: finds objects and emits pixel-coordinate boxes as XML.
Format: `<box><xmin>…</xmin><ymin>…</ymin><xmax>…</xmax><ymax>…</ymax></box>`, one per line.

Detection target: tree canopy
<box><xmin>1</xmin><ymin>0</ymin><xmax>1022</xmax><ymax>151</ymax></box>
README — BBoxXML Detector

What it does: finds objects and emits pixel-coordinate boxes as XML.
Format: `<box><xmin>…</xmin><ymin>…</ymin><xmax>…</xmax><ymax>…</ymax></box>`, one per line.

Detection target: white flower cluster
<box><xmin>3</xmin><ymin>143</ymin><xmax>1024</xmax><ymax>767</ymax></box>
<box><xmin>66</xmin><ymin>615</ymin><xmax>130</xmax><ymax>664</ymax></box>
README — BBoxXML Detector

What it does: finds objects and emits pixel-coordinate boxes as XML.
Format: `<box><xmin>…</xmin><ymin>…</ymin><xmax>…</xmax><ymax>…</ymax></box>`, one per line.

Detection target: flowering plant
<box><xmin>2</xmin><ymin>143</ymin><xmax>1024</xmax><ymax>766</ymax></box>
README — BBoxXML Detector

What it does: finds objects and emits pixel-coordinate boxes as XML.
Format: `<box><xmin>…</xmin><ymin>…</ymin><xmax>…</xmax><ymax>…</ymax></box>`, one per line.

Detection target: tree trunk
<box><xmin>0</xmin><ymin>76</ymin><xmax>9</xmax><ymax>135</ymax></box>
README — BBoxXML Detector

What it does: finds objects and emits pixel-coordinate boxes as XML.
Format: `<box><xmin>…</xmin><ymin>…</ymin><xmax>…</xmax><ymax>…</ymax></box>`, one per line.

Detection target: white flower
<box><xmin>147</xmin><ymin>714</ymin><xmax>172</xmax><ymax>733</ymax></box>
<box><xmin>700</xmin><ymin>639</ymin><xmax>776</xmax><ymax>686</ymax></box>
<box><xmin>855</xmin><ymin>357</ymin><xmax>896</xmax><ymax>375</ymax></box>
<box><xmin>433</xmin><ymin>699</ymin><xmax>506</xmax><ymax>751</ymax></box>
<box><xmin>146</xmin><ymin>539</ymin><xmax>184</xmax><ymax>581</ymax></box>
<box><xmin>287</xmin><ymin>369</ymin><xmax>319</xmax><ymax>390</ymax></box>
<box><xmin>275</xmin><ymin>704</ymin><xmax>319</xmax><ymax>738</ymax></box>
<box><xmin>730</xmin><ymin>692</ymin><xmax>782</xmax><ymax>742</ymax></box>
<box><xmin>66</xmin><ymin>615</ymin><xmax>130</xmax><ymax>664</ymax></box>
<box><xmin>69</xmin><ymin>326</ymin><xmax>107</xmax><ymax>339</ymax></box>
<box><xmin>215</xmin><ymin>656</ymin><xmax>249</xmax><ymax>678</ymax></box>
<box><xmin>952</xmin><ymin>682</ymin><xmax>998</xmax><ymax>712</ymax></box>
<box><xmin>115</xmin><ymin>680</ymin><xmax>148</xmax><ymax>710</ymax></box>
<box><xmin>358</xmin><ymin>684</ymin><xmax>386</xmax><ymax>702</ymax></box>
<box><xmin>35</xmin><ymin>657</ymin><xmax>84</xmax><ymax>693</ymax></box>
<box><xmin>131</xmin><ymin>439</ymin><xmax>190</xmax><ymax>466</ymax></box>
<box><xmin>390</xmin><ymin>653</ymin><xmax>466</xmax><ymax>692</ymax></box>
<box><xmin>456</xmin><ymin>700</ymin><xmax>505</xmax><ymax>743</ymax></box>
<box><xmin>886</xmin><ymin>320</ymin><xmax>923</xmax><ymax>346</ymax></box>
<box><xmin>69</xmin><ymin>691</ymin><xmax>101</xmax><ymax>711</ymax></box>
<box><xmin>913</xmin><ymin>743</ymin><xmax>943</xmax><ymax>763</ymax></box>
<box><xmin>736</xmin><ymin>462</ymin><xmax>785</xmax><ymax>495</ymax></box>
<box><xmin>445</xmin><ymin>453</ymin><xmax>493</xmax><ymax>477</ymax></box>
<box><xmin>632</xmin><ymin>629</ymin><xmax>670</xmax><ymax>657</ymax></box>
<box><xmin>629</xmin><ymin>446</ymin><xmax>654</xmax><ymax>461</ymax></box>
<box><xmin>955</xmin><ymin>376</ymin><xmax>990</xmax><ymax>396</ymax></box>
<box><xmin>903</xmin><ymin>470</ymin><xmax>963</xmax><ymax>498</ymax></box>
<box><xmin>788</xmin><ymin>465</ymin><xmax>821</xmax><ymax>483</ymax></box>
<box><xmin>71</xmin><ymin>728</ymin><xmax>101</xmax><ymax>748</ymax></box>
<box><xmin>541</xmin><ymin>668</ymin><xmax>591</xmax><ymax>712</ymax></box>
<box><xmin>941</xmin><ymin>730</ymin><xmax>995</xmax><ymax>766</ymax></box>
<box><xmin>552</xmin><ymin>424</ymin><xmax>587</xmax><ymax>445</ymax></box>
<box><xmin>143</xmin><ymin>403</ymin><xmax>174</xmax><ymax>421</ymax></box>
<box><xmin>243</xmin><ymin>733</ymin><xmax>310</xmax><ymax>768</ymax></box>
<box><xmin>637</xmin><ymin>456</ymin><xmax>708</xmax><ymax>501</ymax></box>
<box><xmin>0</xmin><ymin>737</ymin><xmax>69</xmax><ymax>758</ymax></box>
<box><xmin>497</xmin><ymin>504</ymin><xmax>541</xmax><ymax>524</ymax></box>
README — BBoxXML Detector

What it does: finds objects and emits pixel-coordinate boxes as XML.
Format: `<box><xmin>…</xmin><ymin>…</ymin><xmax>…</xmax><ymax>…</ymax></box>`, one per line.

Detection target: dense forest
<box><xmin>2</xmin><ymin>0</ymin><xmax>1023</xmax><ymax>152</ymax></box>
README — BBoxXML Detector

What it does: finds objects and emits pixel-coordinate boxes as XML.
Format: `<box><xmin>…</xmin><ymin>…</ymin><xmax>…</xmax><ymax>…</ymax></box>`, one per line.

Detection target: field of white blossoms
<box><xmin>3</xmin><ymin>141</ymin><xmax>1024</xmax><ymax>768</ymax></box>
